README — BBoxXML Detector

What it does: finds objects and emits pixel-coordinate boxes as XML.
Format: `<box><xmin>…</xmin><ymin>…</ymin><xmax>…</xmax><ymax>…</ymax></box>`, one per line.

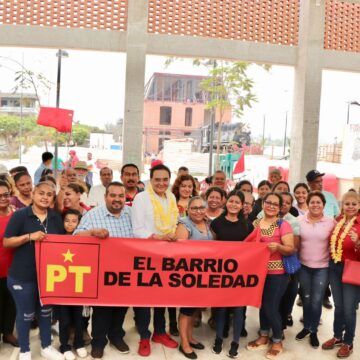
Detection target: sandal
<box><xmin>247</xmin><ymin>336</ymin><xmax>269</xmax><ymax>351</ymax></box>
<box><xmin>266</xmin><ymin>344</ymin><xmax>283</xmax><ymax>359</ymax></box>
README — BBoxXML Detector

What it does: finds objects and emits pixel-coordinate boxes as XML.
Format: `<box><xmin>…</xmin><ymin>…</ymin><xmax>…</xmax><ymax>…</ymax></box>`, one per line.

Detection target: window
<box><xmin>160</xmin><ymin>106</ymin><xmax>172</xmax><ymax>125</ymax></box>
<box><xmin>185</xmin><ymin>107</ymin><xmax>193</xmax><ymax>126</ymax></box>
<box><xmin>184</xmin><ymin>132</ymin><xmax>191</xmax><ymax>136</ymax></box>
<box><xmin>1</xmin><ymin>99</ymin><xmax>8</xmax><ymax>107</ymax></box>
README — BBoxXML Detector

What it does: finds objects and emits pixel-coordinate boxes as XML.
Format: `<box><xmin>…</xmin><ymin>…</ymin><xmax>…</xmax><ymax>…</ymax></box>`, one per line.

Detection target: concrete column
<box><xmin>122</xmin><ymin>0</ymin><xmax>148</xmax><ymax>167</ymax></box>
<box><xmin>289</xmin><ymin>0</ymin><xmax>325</xmax><ymax>186</ymax></box>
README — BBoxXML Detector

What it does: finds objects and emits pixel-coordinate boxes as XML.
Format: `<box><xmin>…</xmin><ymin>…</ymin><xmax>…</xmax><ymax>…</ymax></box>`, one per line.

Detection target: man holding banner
<box><xmin>132</xmin><ymin>164</ymin><xmax>179</xmax><ymax>356</ymax></box>
<box><xmin>74</xmin><ymin>182</ymin><xmax>132</xmax><ymax>359</ymax></box>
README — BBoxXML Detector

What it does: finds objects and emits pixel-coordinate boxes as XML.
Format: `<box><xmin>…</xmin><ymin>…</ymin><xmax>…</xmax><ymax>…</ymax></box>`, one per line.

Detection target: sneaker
<box><xmin>110</xmin><ymin>338</ymin><xmax>130</xmax><ymax>354</ymax></box>
<box><xmin>212</xmin><ymin>337</ymin><xmax>223</xmax><ymax>354</ymax></box>
<box><xmin>296</xmin><ymin>328</ymin><xmax>310</xmax><ymax>341</ymax></box>
<box><xmin>76</xmin><ymin>348</ymin><xmax>87</xmax><ymax>358</ymax></box>
<box><xmin>337</xmin><ymin>344</ymin><xmax>353</xmax><ymax>358</ymax></box>
<box><xmin>40</xmin><ymin>346</ymin><xmax>64</xmax><ymax>360</ymax></box>
<box><xmin>152</xmin><ymin>333</ymin><xmax>178</xmax><ymax>348</ymax></box>
<box><xmin>227</xmin><ymin>341</ymin><xmax>239</xmax><ymax>358</ymax></box>
<box><xmin>310</xmin><ymin>333</ymin><xmax>320</xmax><ymax>348</ymax></box>
<box><xmin>90</xmin><ymin>347</ymin><xmax>104</xmax><ymax>359</ymax></box>
<box><xmin>63</xmin><ymin>351</ymin><xmax>75</xmax><ymax>360</ymax></box>
<box><xmin>322</xmin><ymin>337</ymin><xmax>343</xmax><ymax>350</ymax></box>
<box><xmin>19</xmin><ymin>352</ymin><xmax>32</xmax><ymax>360</ymax></box>
<box><xmin>138</xmin><ymin>339</ymin><xmax>151</xmax><ymax>357</ymax></box>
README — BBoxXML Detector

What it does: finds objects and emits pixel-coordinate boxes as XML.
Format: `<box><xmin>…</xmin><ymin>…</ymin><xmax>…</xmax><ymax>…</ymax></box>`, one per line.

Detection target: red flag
<box><xmin>37</xmin><ymin>107</ymin><xmax>73</xmax><ymax>133</ymax></box>
<box><xmin>233</xmin><ymin>151</ymin><xmax>245</xmax><ymax>175</ymax></box>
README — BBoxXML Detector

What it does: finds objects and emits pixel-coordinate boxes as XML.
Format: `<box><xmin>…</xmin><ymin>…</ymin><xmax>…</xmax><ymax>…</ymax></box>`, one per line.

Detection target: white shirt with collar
<box><xmin>131</xmin><ymin>188</ymin><xmax>175</xmax><ymax>238</ymax></box>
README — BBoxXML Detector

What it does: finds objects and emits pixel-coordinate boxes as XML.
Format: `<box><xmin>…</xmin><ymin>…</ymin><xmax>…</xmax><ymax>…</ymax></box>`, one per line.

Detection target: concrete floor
<box><xmin>1</xmin><ymin>302</ymin><xmax>359</xmax><ymax>360</ymax></box>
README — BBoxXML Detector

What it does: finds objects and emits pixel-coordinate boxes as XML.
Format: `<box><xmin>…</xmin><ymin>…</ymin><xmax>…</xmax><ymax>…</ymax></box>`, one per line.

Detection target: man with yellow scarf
<box><xmin>132</xmin><ymin>164</ymin><xmax>179</xmax><ymax>356</ymax></box>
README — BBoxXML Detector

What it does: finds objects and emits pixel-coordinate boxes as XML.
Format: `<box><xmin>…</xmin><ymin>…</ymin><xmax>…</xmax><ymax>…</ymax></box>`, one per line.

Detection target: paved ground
<box><xmin>1</xmin><ymin>302</ymin><xmax>359</xmax><ymax>360</ymax></box>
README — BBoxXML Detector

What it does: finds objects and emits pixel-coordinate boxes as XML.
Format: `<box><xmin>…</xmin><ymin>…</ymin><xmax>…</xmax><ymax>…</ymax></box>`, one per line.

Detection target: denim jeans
<box><xmin>215</xmin><ymin>307</ymin><xmax>244</xmax><ymax>343</ymax></box>
<box><xmin>58</xmin><ymin>305</ymin><xmax>84</xmax><ymax>352</ymax></box>
<box><xmin>91</xmin><ymin>306</ymin><xmax>128</xmax><ymax>349</ymax></box>
<box><xmin>133</xmin><ymin>307</ymin><xmax>167</xmax><ymax>339</ymax></box>
<box><xmin>298</xmin><ymin>265</ymin><xmax>328</xmax><ymax>333</ymax></box>
<box><xmin>329</xmin><ymin>260</ymin><xmax>360</xmax><ymax>345</ymax></box>
<box><xmin>260</xmin><ymin>274</ymin><xmax>289</xmax><ymax>343</ymax></box>
<box><xmin>280</xmin><ymin>273</ymin><xmax>299</xmax><ymax>329</ymax></box>
<box><xmin>7</xmin><ymin>277</ymin><xmax>52</xmax><ymax>353</ymax></box>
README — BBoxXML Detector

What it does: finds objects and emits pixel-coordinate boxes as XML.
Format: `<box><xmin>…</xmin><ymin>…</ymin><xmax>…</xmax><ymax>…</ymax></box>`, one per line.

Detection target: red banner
<box><xmin>36</xmin><ymin>235</ymin><xmax>270</xmax><ymax>307</ymax></box>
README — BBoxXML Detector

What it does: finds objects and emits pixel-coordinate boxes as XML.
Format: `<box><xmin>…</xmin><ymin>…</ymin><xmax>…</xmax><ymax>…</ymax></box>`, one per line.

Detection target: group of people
<box><xmin>0</xmin><ymin>153</ymin><xmax>359</xmax><ymax>360</ymax></box>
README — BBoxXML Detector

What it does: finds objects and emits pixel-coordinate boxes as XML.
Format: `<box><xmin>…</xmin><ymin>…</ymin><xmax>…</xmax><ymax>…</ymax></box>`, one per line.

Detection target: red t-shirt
<box><xmin>0</xmin><ymin>211</ymin><xmax>14</xmax><ymax>277</ymax></box>
<box><xmin>332</xmin><ymin>215</ymin><xmax>360</xmax><ymax>262</ymax></box>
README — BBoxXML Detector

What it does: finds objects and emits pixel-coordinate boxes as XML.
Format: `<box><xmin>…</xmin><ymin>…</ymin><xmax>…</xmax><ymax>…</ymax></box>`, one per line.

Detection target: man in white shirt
<box><xmin>87</xmin><ymin>167</ymin><xmax>113</xmax><ymax>207</ymax></box>
<box><xmin>132</xmin><ymin>164</ymin><xmax>178</xmax><ymax>356</ymax></box>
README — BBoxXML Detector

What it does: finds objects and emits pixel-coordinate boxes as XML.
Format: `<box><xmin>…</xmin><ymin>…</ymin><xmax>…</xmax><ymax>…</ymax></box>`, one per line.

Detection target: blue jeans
<box><xmin>298</xmin><ymin>265</ymin><xmax>328</xmax><ymax>333</ymax></box>
<box><xmin>7</xmin><ymin>277</ymin><xmax>52</xmax><ymax>353</ymax></box>
<box><xmin>329</xmin><ymin>260</ymin><xmax>360</xmax><ymax>345</ymax></box>
<box><xmin>133</xmin><ymin>307</ymin><xmax>167</xmax><ymax>339</ymax></box>
<box><xmin>215</xmin><ymin>307</ymin><xmax>244</xmax><ymax>343</ymax></box>
<box><xmin>260</xmin><ymin>274</ymin><xmax>289</xmax><ymax>343</ymax></box>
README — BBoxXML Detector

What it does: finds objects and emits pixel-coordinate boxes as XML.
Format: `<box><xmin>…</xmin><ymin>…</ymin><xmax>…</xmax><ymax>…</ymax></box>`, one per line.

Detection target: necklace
<box><xmin>32</xmin><ymin>206</ymin><xmax>48</xmax><ymax>233</ymax></box>
<box><xmin>330</xmin><ymin>215</ymin><xmax>356</xmax><ymax>263</ymax></box>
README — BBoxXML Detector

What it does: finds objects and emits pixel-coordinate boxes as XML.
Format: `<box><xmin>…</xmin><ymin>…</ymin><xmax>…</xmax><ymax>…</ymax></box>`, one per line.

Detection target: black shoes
<box><xmin>179</xmin><ymin>345</ymin><xmax>197</xmax><ymax>359</ymax></box>
<box><xmin>323</xmin><ymin>297</ymin><xmax>333</xmax><ymax>309</ymax></box>
<box><xmin>212</xmin><ymin>337</ymin><xmax>223</xmax><ymax>354</ymax></box>
<box><xmin>296</xmin><ymin>328</ymin><xmax>310</xmax><ymax>341</ymax></box>
<box><xmin>310</xmin><ymin>333</ymin><xmax>320</xmax><ymax>348</ymax></box>
<box><xmin>228</xmin><ymin>341</ymin><xmax>239</xmax><ymax>358</ymax></box>
<box><xmin>189</xmin><ymin>342</ymin><xmax>205</xmax><ymax>350</ymax></box>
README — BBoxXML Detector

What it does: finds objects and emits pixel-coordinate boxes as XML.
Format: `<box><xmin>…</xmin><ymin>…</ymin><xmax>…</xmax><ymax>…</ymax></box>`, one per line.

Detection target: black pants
<box><xmin>91</xmin><ymin>306</ymin><xmax>128</xmax><ymax>349</ymax></box>
<box><xmin>59</xmin><ymin>305</ymin><xmax>84</xmax><ymax>352</ymax></box>
<box><xmin>134</xmin><ymin>307</ymin><xmax>166</xmax><ymax>339</ymax></box>
<box><xmin>0</xmin><ymin>277</ymin><xmax>16</xmax><ymax>336</ymax></box>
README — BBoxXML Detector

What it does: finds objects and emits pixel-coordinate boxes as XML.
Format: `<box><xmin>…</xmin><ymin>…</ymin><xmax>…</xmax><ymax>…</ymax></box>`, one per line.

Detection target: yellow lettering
<box><xmin>68</xmin><ymin>266</ymin><xmax>91</xmax><ymax>293</ymax></box>
<box><xmin>46</xmin><ymin>265</ymin><xmax>67</xmax><ymax>292</ymax></box>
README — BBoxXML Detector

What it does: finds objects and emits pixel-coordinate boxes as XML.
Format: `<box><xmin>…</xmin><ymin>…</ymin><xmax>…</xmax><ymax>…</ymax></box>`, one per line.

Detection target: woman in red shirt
<box><xmin>322</xmin><ymin>191</ymin><xmax>360</xmax><ymax>358</ymax></box>
<box><xmin>0</xmin><ymin>179</ymin><xmax>17</xmax><ymax>346</ymax></box>
<box><xmin>246</xmin><ymin>192</ymin><xmax>294</xmax><ymax>359</ymax></box>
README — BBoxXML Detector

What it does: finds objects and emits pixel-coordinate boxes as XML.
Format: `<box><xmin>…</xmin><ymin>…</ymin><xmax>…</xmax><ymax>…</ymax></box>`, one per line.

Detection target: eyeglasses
<box><xmin>189</xmin><ymin>206</ymin><xmax>206</xmax><ymax>212</ymax></box>
<box><xmin>263</xmin><ymin>200</ymin><xmax>280</xmax><ymax>208</ymax></box>
<box><xmin>0</xmin><ymin>192</ymin><xmax>10</xmax><ymax>199</ymax></box>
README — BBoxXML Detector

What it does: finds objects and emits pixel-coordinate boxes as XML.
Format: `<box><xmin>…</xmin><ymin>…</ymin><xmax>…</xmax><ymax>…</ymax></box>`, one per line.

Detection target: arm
<box><xmin>75</xmin><ymin>228</ymin><xmax>109</xmax><ymax>239</ymax></box>
<box><xmin>175</xmin><ymin>223</ymin><xmax>190</xmax><ymax>240</ymax></box>
<box><xmin>4</xmin><ymin>231</ymin><xmax>46</xmax><ymax>248</ymax></box>
<box><xmin>270</xmin><ymin>233</ymin><xmax>294</xmax><ymax>255</ymax></box>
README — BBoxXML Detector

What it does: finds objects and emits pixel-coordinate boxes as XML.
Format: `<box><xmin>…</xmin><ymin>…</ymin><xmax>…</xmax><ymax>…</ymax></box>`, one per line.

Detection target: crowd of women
<box><xmin>0</xmin><ymin>164</ymin><xmax>359</xmax><ymax>360</ymax></box>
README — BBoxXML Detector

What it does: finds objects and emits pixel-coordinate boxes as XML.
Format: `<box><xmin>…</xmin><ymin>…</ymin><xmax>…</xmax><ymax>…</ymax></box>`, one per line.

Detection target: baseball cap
<box><xmin>306</xmin><ymin>170</ymin><xmax>325</xmax><ymax>182</ymax></box>
<box><xmin>150</xmin><ymin>159</ymin><xmax>164</xmax><ymax>169</ymax></box>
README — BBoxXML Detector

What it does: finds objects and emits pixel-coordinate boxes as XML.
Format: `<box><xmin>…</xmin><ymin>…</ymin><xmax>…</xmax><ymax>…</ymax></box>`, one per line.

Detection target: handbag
<box><xmin>277</xmin><ymin>219</ymin><xmax>301</xmax><ymax>274</ymax></box>
<box><xmin>342</xmin><ymin>259</ymin><xmax>360</xmax><ymax>286</ymax></box>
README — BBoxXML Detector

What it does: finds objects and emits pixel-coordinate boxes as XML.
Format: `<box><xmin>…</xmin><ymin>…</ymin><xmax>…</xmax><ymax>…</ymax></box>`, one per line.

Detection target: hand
<box><xmin>59</xmin><ymin>175</ymin><xmax>68</xmax><ymax>190</ymax></box>
<box><xmin>163</xmin><ymin>233</ymin><xmax>177</xmax><ymax>242</ymax></box>
<box><xmin>91</xmin><ymin>229</ymin><xmax>109</xmax><ymax>239</ymax></box>
<box><xmin>268</xmin><ymin>242</ymin><xmax>279</xmax><ymax>253</ymax></box>
<box><xmin>350</xmin><ymin>229</ymin><xmax>359</xmax><ymax>245</ymax></box>
<box><xmin>30</xmin><ymin>231</ymin><xmax>46</xmax><ymax>241</ymax></box>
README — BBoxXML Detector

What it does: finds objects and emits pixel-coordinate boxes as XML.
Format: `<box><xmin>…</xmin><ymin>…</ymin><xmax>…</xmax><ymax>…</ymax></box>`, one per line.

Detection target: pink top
<box><xmin>299</xmin><ymin>215</ymin><xmax>335</xmax><ymax>268</ymax></box>
<box><xmin>252</xmin><ymin>219</ymin><xmax>293</xmax><ymax>275</ymax></box>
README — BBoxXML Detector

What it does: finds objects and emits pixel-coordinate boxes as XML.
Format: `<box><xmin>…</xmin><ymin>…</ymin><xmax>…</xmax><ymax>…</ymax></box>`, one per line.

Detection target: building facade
<box><xmin>143</xmin><ymin>73</ymin><xmax>231</xmax><ymax>153</ymax></box>
<box><xmin>0</xmin><ymin>92</ymin><xmax>38</xmax><ymax>116</ymax></box>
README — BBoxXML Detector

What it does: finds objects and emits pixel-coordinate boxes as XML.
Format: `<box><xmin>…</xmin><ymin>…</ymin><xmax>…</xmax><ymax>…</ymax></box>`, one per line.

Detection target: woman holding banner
<box><xmin>246</xmin><ymin>192</ymin><xmax>294</xmax><ymax>359</ymax></box>
<box><xmin>322</xmin><ymin>191</ymin><xmax>360</xmax><ymax>358</ymax></box>
<box><xmin>4</xmin><ymin>181</ymin><xmax>65</xmax><ymax>360</ymax></box>
<box><xmin>175</xmin><ymin>196</ymin><xmax>213</xmax><ymax>359</ymax></box>
<box><xmin>210</xmin><ymin>190</ymin><xmax>251</xmax><ymax>358</ymax></box>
